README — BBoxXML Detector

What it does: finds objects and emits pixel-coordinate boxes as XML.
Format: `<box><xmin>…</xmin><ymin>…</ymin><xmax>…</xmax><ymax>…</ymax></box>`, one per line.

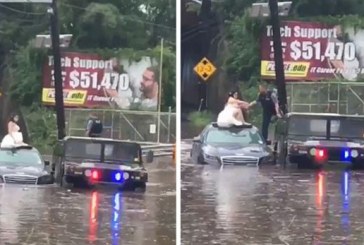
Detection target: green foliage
<box><xmin>188</xmin><ymin>111</ymin><xmax>214</xmax><ymax>128</ymax></box>
<box><xmin>7</xmin><ymin>45</ymin><xmax>47</xmax><ymax>105</ymax></box>
<box><xmin>21</xmin><ymin>107</ymin><xmax>57</xmax><ymax>154</ymax></box>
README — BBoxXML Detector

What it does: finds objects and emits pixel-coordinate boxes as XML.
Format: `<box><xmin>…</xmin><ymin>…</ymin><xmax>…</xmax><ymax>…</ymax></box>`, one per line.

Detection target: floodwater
<box><xmin>0</xmin><ymin>157</ymin><xmax>175</xmax><ymax>245</ymax></box>
<box><xmin>181</xmin><ymin>140</ymin><xmax>364</xmax><ymax>245</ymax></box>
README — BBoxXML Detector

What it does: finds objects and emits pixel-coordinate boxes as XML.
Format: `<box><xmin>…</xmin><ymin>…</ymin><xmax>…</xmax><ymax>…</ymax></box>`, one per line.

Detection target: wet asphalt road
<box><xmin>0</xmin><ymin>157</ymin><xmax>175</xmax><ymax>245</ymax></box>
<box><xmin>181</xmin><ymin>140</ymin><xmax>364</xmax><ymax>245</ymax></box>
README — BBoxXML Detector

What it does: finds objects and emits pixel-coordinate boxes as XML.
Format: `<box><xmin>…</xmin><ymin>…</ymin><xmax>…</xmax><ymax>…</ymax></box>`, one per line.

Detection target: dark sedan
<box><xmin>0</xmin><ymin>145</ymin><xmax>54</xmax><ymax>185</ymax></box>
<box><xmin>190</xmin><ymin>123</ymin><xmax>274</xmax><ymax>168</ymax></box>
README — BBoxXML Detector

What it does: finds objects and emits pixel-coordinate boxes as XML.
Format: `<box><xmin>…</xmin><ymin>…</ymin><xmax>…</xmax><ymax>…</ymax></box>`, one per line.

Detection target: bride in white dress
<box><xmin>217</xmin><ymin>91</ymin><xmax>251</xmax><ymax>127</ymax></box>
<box><xmin>1</xmin><ymin>113</ymin><xmax>24</xmax><ymax>147</ymax></box>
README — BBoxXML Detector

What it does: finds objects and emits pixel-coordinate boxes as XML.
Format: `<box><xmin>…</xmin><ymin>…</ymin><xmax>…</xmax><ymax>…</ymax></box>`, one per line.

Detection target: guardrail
<box><xmin>141</xmin><ymin>143</ymin><xmax>174</xmax><ymax>157</ymax></box>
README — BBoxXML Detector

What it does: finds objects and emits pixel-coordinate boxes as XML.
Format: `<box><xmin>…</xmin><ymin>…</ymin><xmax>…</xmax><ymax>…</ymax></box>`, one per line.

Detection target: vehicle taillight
<box><xmin>91</xmin><ymin>170</ymin><xmax>99</xmax><ymax>180</ymax></box>
<box><xmin>315</xmin><ymin>148</ymin><xmax>327</xmax><ymax>162</ymax></box>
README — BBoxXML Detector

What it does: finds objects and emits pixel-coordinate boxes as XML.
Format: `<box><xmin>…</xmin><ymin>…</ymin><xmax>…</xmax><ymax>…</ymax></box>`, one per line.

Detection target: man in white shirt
<box><xmin>137</xmin><ymin>67</ymin><xmax>159</xmax><ymax>111</ymax></box>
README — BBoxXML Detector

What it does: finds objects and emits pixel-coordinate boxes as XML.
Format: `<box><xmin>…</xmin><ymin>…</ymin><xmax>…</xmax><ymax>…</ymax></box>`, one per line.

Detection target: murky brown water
<box><xmin>0</xmin><ymin>158</ymin><xmax>175</xmax><ymax>245</ymax></box>
<box><xmin>181</xmin><ymin>140</ymin><xmax>364</xmax><ymax>245</ymax></box>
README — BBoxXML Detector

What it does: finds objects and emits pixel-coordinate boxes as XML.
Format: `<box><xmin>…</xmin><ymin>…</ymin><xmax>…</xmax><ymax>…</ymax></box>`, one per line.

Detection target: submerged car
<box><xmin>190</xmin><ymin>123</ymin><xmax>274</xmax><ymax>167</ymax></box>
<box><xmin>0</xmin><ymin>145</ymin><xmax>54</xmax><ymax>185</ymax></box>
<box><xmin>52</xmin><ymin>136</ymin><xmax>153</xmax><ymax>191</ymax></box>
<box><xmin>274</xmin><ymin>113</ymin><xmax>364</xmax><ymax>169</ymax></box>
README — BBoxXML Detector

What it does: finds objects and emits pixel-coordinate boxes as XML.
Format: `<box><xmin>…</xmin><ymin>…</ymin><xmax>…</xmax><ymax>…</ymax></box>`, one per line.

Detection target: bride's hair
<box><xmin>8</xmin><ymin>113</ymin><xmax>18</xmax><ymax>123</ymax></box>
<box><xmin>228</xmin><ymin>91</ymin><xmax>238</xmax><ymax>98</ymax></box>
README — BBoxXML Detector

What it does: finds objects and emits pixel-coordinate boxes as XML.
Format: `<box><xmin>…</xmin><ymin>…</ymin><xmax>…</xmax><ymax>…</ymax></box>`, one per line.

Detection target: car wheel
<box><xmin>196</xmin><ymin>153</ymin><xmax>207</xmax><ymax>164</ymax></box>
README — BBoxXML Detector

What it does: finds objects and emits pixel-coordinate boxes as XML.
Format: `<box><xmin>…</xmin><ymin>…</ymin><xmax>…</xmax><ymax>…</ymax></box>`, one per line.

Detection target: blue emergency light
<box><xmin>341</xmin><ymin>149</ymin><xmax>351</xmax><ymax>161</ymax></box>
<box><xmin>115</xmin><ymin>173</ymin><xmax>121</xmax><ymax>181</ymax></box>
<box><xmin>114</xmin><ymin>172</ymin><xmax>122</xmax><ymax>181</ymax></box>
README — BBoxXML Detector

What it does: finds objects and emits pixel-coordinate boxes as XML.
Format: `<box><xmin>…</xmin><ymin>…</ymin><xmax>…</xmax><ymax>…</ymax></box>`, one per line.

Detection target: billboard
<box><xmin>42</xmin><ymin>52</ymin><xmax>159</xmax><ymax>111</ymax></box>
<box><xmin>260</xmin><ymin>21</ymin><xmax>364</xmax><ymax>81</ymax></box>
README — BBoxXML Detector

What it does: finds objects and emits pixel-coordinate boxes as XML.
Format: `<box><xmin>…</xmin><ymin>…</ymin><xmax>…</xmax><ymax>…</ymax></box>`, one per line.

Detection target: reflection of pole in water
<box><xmin>314</xmin><ymin>171</ymin><xmax>325</xmax><ymax>243</ymax></box>
<box><xmin>111</xmin><ymin>192</ymin><xmax>121</xmax><ymax>245</ymax></box>
<box><xmin>341</xmin><ymin>171</ymin><xmax>350</xmax><ymax>234</ymax></box>
<box><xmin>89</xmin><ymin>191</ymin><xmax>99</xmax><ymax>242</ymax></box>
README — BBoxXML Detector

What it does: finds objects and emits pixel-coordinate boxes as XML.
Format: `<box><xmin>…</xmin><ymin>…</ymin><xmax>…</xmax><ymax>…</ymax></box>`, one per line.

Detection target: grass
<box><xmin>188</xmin><ymin>111</ymin><xmax>214</xmax><ymax>128</ymax></box>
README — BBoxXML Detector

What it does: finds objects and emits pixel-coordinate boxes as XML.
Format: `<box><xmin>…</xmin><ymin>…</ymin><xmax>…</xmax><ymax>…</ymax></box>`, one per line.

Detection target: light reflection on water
<box><xmin>182</xmin><ymin>155</ymin><xmax>364</xmax><ymax>245</ymax></box>
<box><xmin>111</xmin><ymin>192</ymin><xmax>121</xmax><ymax>245</ymax></box>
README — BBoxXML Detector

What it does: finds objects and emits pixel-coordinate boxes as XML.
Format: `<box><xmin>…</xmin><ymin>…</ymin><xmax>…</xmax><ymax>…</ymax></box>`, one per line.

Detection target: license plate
<box><xmin>135</xmin><ymin>176</ymin><xmax>140</xmax><ymax>180</ymax></box>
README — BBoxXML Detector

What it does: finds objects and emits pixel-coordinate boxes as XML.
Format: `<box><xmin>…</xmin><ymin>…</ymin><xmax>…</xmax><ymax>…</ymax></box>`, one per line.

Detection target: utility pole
<box><xmin>157</xmin><ymin>38</ymin><xmax>164</xmax><ymax>143</ymax></box>
<box><xmin>268</xmin><ymin>0</ymin><xmax>288</xmax><ymax>115</ymax></box>
<box><xmin>49</xmin><ymin>0</ymin><xmax>66</xmax><ymax>139</ymax></box>
<box><xmin>198</xmin><ymin>0</ymin><xmax>211</xmax><ymax>111</ymax></box>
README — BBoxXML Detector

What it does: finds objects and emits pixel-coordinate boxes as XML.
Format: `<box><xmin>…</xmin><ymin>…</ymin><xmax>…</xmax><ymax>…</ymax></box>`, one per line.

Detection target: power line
<box><xmin>0</xmin><ymin>3</ymin><xmax>47</xmax><ymax>15</ymax></box>
<box><xmin>60</xmin><ymin>2</ymin><xmax>176</xmax><ymax>31</ymax></box>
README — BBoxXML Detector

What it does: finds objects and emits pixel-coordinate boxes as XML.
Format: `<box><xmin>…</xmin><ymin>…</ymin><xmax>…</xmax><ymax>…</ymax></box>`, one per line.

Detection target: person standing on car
<box><xmin>249</xmin><ymin>84</ymin><xmax>281</xmax><ymax>142</ymax></box>
<box><xmin>85</xmin><ymin>113</ymin><xmax>103</xmax><ymax>137</ymax></box>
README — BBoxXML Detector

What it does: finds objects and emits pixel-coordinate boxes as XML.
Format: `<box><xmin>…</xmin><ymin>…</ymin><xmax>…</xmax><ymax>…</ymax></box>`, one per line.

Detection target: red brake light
<box><xmin>92</xmin><ymin>170</ymin><xmax>99</xmax><ymax>180</ymax></box>
<box><xmin>315</xmin><ymin>148</ymin><xmax>327</xmax><ymax>162</ymax></box>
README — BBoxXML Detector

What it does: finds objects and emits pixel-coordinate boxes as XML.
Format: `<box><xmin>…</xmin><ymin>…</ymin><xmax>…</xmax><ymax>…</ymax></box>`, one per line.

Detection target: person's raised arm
<box><xmin>249</xmin><ymin>93</ymin><xmax>260</xmax><ymax>107</ymax></box>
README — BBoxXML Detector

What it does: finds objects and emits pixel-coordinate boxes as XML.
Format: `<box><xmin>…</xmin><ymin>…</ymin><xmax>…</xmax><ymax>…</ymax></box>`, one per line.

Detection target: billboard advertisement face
<box><xmin>42</xmin><ymin>52</ymin><xmax>159</xmax><ymax>111</ymax></box>
<box><xmin>260</xmin><ymin>21</ymin><xmax>364</xmax><ymax>81</ymax></box>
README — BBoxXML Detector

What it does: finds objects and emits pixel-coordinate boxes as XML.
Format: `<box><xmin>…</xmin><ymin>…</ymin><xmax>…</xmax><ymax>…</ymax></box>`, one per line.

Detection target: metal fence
<box><xmin>65</xmin><ymin>108</ymin><xmax>176</xmax><ymax>143</ymax></box>
<box><xmin>287</xmin><ymin>82</ymin><xmax>364</xmax><ymax>115</ymax></box>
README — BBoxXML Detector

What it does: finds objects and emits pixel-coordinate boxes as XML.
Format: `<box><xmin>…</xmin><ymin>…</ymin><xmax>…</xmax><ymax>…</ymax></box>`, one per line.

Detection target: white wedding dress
<box><xmin>1</xmin><ymin>132</ymin><xmax>24</xmax><ymax>148</ymax></box>
<box><xmin>217</xmin><ymin>104</ymin><xmax>243</xmax><ymax>127</ymax></box>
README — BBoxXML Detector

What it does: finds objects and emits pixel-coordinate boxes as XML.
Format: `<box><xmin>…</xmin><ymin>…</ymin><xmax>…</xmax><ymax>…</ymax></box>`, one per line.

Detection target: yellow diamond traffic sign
<box><xmin>193</xmin><ymin>57</ymin><xmax>216</xmax><ymax>81</ymax></box>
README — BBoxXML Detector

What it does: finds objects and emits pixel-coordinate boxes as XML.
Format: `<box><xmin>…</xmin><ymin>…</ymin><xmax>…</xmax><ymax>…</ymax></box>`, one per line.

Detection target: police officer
<box><xmin>249</xmin><ymin>84</ymin><xmax>281</xmax><ymax>142</ymax></box>
<box><xmin>85</xmin><ymin>113</ymin><xmax>103</xmax><ymax>137</ymax></box>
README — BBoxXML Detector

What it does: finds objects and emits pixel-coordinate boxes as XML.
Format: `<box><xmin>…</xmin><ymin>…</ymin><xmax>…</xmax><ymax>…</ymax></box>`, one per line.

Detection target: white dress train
<box><xmin>1</xmin><ymin>132</ymin><xmax>24</xmax><ymax>148</ymax></box>
<box><xmin>216</xmin><ymin>104</ymin><xmax>243</xmax><ymax>127</ymax></box>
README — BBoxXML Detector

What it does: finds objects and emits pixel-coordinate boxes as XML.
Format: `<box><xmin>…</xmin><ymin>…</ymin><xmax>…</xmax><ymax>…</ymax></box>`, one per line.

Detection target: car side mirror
<box><xmin>193</xmin><ymin>136</ymin><xmax>201</xmax><ymax>143</ymax></box>
<box><xmin>146</xmin><ymin>150</ymin><xmax>154</xmax><ymax>163</ymax></box>
<box><xmin>44</xmin><ymin>161</ymin><xmax>50</xmax><ymax>166</ymax></box>
<box><xmin>266</xmin><ymin>140</ymin><xmax>272</xmax><ymax>146</ymax></box>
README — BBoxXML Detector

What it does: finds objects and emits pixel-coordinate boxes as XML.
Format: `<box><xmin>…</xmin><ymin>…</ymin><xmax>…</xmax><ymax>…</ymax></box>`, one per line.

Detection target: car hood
<box><xmin>203</xmin><ymin>143</ymin><xmax>271</xmax><ymax>157</ymax></box>
<box><xmin>0</xmin><ymin>164</ymin><xmax>46</xmax><ymax>177</ymax></box>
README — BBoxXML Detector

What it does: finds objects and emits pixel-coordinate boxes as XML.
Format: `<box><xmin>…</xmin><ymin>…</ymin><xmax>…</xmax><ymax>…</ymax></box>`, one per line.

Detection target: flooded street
<box><xmin>0</xmin><ymin>157</ymin><xmax>175</xmax><ymax>245</ymax></box>
<box><xmin>181</xmin><ymin>140</ymin><xmax>364</xmax><ymax>245</ymax></box>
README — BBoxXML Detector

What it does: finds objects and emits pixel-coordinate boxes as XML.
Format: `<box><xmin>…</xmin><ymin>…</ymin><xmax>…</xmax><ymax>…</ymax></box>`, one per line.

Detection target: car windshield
<box><xmin>288</xmin><ymin>116</ymin><xmax>364</xmax><ymax>140</ymax></box>
<box><xmin>65</xmin><ymin>140</ymin><xmax>140</xmax><ymax>164</ymax></box>
<box><xmin>331</xmin><ymin>118</ymin><xmax>364</xmax><ymax>139</ymax></box>
<box><xmin>205</xmin><ymin>128</ymin><xmax>264</xmax><ymax>145</ymax></box>
<box><xmin>288</xmin><ymin>117</ymin><xmax>328</xmax><ymax>137</ymax></box>
<box><xmin>0</xmin><ymin>149</ymin><xmax>43</xmax><ymax>166</ymax></box>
